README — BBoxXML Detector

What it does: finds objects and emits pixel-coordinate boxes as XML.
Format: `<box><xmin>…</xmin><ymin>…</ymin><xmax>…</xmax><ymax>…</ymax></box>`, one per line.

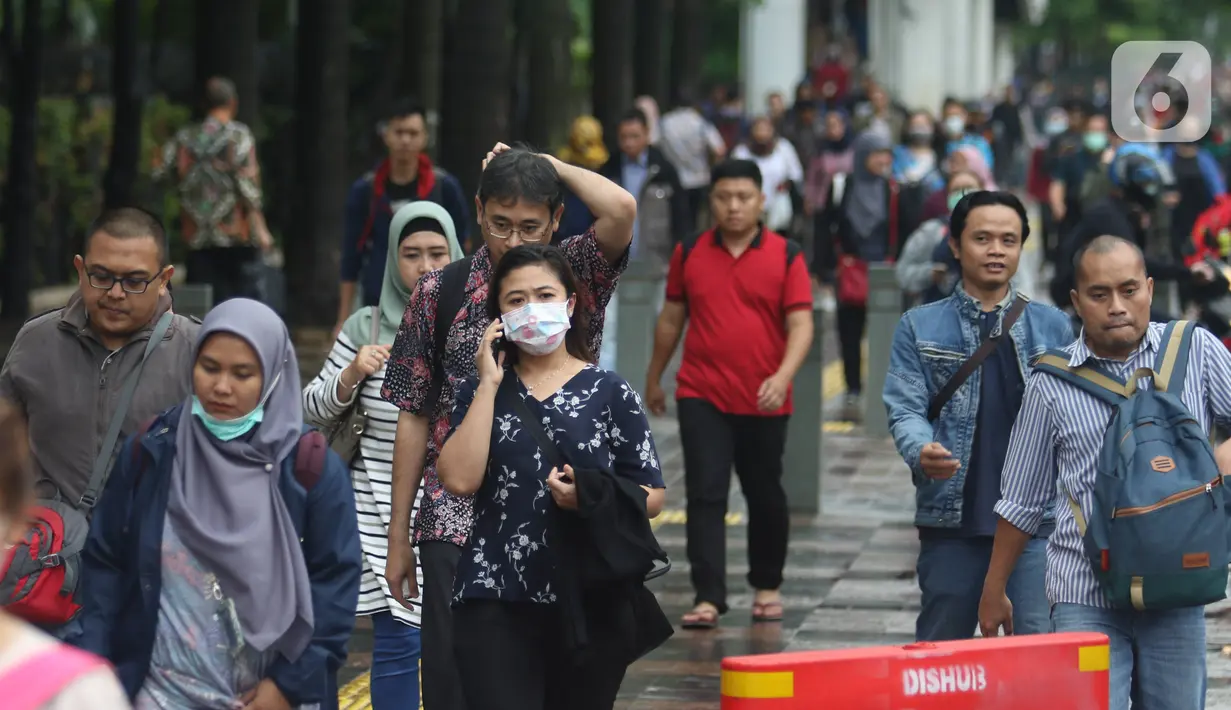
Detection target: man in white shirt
<box><xmin>660</xmin><ymin>90</ymin><xmax>728</xmax><ymax>229</ymax></box>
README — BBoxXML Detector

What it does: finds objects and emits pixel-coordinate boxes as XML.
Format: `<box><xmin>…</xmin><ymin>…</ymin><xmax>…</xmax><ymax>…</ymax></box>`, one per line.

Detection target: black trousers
<box><xmin>419</xmin><ymin>541</ymin><xmax>466</xmax><ymax>710</ymax></box>
<box><xmin>186</xmin><ymin>245</ymin><xmax>260</xmax><ymax>305</ymax></box>
<box><xmin>453</xmin><ymin>600</ymin><xmax>630</xmax><ymax>710</ymax></box>
<box><xmin>677</xmin><ymin>398</ymin><xmax>790</xmax><ymax>613</ymax></box>
<box><xmin>836</xmin><ymin>304</ymin><xmax>866</xmax><ymax>395</ymax></box>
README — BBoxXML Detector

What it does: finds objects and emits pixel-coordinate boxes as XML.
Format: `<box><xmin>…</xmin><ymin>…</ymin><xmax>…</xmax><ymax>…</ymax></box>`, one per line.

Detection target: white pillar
<box><xmin>993</xmin><ymin>23</ymin><xmax>1016</xmax><ymax>90</ymax></box>
<box><xmin>944</xmin><ymin>0</ymin><xmax>974</xmax><ymax>102</ymax></box>
<box><xmin>741</xmin><ymin>0</ymin><xmax>807</xmax><ymax>117</ymax></box>
<box><xmin>895</xmin><ymin>0</ymin><xmax>949</xmax><ymax>113</ymax></box>
<box><xmin>970</xmin><ymin>0</ymin><xmax>995</xmax><ymax>99</ymax></box>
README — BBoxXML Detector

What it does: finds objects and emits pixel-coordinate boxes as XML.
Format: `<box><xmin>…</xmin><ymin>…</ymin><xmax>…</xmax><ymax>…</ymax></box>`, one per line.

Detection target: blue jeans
<box><xmin>370</xmin><ymin>611</ymin><xmax>422</xmax><ymax>710</ymax></box>
<box><xmin>1051</xmin><ymin>603</ymin><xmax>1206</xmax><ymax>710</ymax></box>
<box><xmin>915</xmin><ymin>534</ymin><xmax>1049</xmax><ymax>641</ymax></box>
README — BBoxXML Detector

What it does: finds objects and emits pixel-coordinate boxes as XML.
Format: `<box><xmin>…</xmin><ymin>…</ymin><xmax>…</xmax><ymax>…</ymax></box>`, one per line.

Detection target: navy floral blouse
<box><xmin>446</xmin><ymin>365</ymin><xmax>665</xmax><ymax>605</ymax></box>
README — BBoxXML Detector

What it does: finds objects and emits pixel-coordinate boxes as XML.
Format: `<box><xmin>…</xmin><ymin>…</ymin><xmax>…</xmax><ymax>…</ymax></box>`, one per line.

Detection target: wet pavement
<box><xmin>335</xmin><ymin>389</ymin><xmax>926</xmax><ymax>709</ymax></box>
<box><xmin>333</xmin><ymin>409</ymin><xmax>1231</xmax><ymax>709</ymax></box>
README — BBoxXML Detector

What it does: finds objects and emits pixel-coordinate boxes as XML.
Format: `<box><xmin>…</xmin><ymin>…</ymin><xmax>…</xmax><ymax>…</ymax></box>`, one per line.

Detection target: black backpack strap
<box><xmin>501</xmin><ymin>378</ymin><xmax>568</xmax><ymax>470</ymax></box>
<box><xmin>784</xmin><ymin>237</ymin><xmax>803</xmax><ymax>268</ymax></box>
<box><xmin>424</xmin><ymin>257</ymin><xmax>473</xmax><ymax>413</ymax></box>
<box><xmin>678</xmin><ymin>231</ymin><xmax>703</xmax><ymax>268</ymax></box>
<box><xmin>927</xmin><ymin>295</ymin><xmax>1030</xmax><ymax>421</ymax></box>
<box><xmin>293</xmin><ymin>429</ymin><xmax>329</xmax><ymax>491</ymax></box>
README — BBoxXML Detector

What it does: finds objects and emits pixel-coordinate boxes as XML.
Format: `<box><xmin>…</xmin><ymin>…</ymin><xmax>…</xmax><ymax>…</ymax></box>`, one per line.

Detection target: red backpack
<box><xmin>0</xmin><ymin>313</ymin><xmax>173</xmax><ymax>626</ymax></box>
<box><xmin>0</xmin><ymin>414</ymin><xmax>328</xmax><ymax>627</ymax></box>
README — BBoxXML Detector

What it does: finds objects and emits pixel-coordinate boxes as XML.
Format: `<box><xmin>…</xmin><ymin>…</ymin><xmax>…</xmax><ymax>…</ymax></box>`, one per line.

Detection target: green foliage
<box><xmin>0</xmin><ymin>94</ymin><xmax>192</xmax><ymax>286</ymax></box>
<box><xmin>1020</xmin><ymin>0</ymin><xmax>1231</xmax><ymax>57</ymax></box>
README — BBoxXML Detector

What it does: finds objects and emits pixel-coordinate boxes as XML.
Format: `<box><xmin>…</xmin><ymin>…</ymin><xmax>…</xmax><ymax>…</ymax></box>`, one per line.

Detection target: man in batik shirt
<box><xmin>381</xmin><ymin>143</ymin><xmax>636</xmax><ymax>710</ymax></box>
<box><xmin>153</xmin><ymin>76</ymin><xmax>273</xmax><ymax>305</ymax></box>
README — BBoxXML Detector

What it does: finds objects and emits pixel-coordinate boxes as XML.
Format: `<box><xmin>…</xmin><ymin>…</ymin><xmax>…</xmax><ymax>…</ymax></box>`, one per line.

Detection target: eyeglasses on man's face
<box><xmin>85</xmin><ymin>266</ymin><xmax>166</xmax><ymax>295</ymax></box>
<box><xmin>483</xmin><ymin>214</ymin><xmax>551</xmax><ymax>243</ymax></box>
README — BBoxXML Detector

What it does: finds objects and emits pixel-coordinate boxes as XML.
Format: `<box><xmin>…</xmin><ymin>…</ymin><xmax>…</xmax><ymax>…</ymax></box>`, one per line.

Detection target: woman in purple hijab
<box><xmin>76</xmin><ymin>298</ymin><xmax>362</xmax><ymax>710</ymax></box>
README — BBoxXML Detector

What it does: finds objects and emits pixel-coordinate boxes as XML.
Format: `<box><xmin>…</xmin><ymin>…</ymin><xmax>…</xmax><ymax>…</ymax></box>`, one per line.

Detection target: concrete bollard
<box><xmin>172</xmin><ymin>283</ymin><xmax>214</xmax><ymax>321</ymax></box>
<box><xmin>864</xmin><ymin>263</ymin><xmax>900</xmax><ymax>439</ymax></box>
<box><xmin>783</xmin><ymin>307</ymin><xmax>824</xmax><ymax>514</ymax></box>
<box><xmin>612</xmin><ymin>258</ymin><xmax>668</xmax><ymax>384</ymax></box>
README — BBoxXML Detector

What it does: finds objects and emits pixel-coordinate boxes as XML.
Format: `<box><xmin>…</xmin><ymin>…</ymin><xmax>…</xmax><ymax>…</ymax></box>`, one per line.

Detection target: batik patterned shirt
<box><xmin>154</xmin><ymin>116</ymin><xmax>264</xmax><ymax>250</ymax></box>
<box><xmin>381</xmin><ymin>229</ymin><xmax>627</xmax><ymax>546</ymax></box>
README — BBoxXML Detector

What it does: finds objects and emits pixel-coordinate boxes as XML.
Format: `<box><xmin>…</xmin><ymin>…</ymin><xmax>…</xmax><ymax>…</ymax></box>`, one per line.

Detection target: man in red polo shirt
<box><xmin>645</xmin><ymin>159</ymin><xmax>815</xmax><ymax>629</ymax></box>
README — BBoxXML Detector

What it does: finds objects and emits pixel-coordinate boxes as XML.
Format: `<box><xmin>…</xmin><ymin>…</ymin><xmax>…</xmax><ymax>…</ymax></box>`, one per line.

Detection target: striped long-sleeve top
<box><xmin>303</xmin><ymin>331</ymin><xmax>424</xmax><ymax>627</ymax></box>
<box><xmin>995</xmin><ymin>322</ymin><xmax>1231</xmax><ymax>608</ymax></box>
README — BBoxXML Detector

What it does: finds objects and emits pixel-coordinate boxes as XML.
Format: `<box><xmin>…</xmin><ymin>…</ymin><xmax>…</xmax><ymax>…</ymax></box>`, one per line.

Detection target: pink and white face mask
<box><xmin>501</xmin><ymin>301</ymin><xmax>572</xmax><ymax>356</ymax></box>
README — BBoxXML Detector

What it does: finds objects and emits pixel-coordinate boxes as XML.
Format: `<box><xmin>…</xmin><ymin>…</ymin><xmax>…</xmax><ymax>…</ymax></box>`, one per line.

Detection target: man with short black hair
<box><xmin>381</xmin><ymin>143</ymin><xmax>635</xmax><ymax>710</ymax></box>
<box><xmin>334</xmin><ymin>99</ymin><xmax>471</xmax><ymax>338</ymax></box>
<box><xmin>660</xmin><ymin>90</ymin><xmax>728</xmax><ymax>226</ymax></box>
<box><xmin>0</xmin><ymin>205</ymin><xmax>198</xmax><ymax>557</ymax></box>
<box><xmin>884</xmin><ymin>190</ymin><xmax>1072</xmax><ymax>641</ymax></box>
<box><xmin>154</xmin><ymin>76</ymin><xmax>273</xmax><ymax>306</ymax></box>
<box><xmin>599</xmin><ymin>108</ymin><xmax>689</xmax><ymax>260</ymax></box>
<box><xmin>646</xmin><ymin>158</ymin><xmax>814</xmax><ymax>630</ymax></box>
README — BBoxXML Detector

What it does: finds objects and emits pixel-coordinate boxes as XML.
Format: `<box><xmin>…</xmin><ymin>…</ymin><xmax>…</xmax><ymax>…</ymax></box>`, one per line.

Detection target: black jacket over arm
<box><xmin>551</xmin><ymin>467</ymin><xmax>673</xmax><ymax>665</ymax></box>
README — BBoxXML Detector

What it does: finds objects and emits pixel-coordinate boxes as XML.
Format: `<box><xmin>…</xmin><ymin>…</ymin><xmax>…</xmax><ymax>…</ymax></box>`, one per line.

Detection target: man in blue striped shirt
<box><xmin>980</xmin><ymin>235</ymin><xmax>1231</xmax><ymax>710</ymax></box>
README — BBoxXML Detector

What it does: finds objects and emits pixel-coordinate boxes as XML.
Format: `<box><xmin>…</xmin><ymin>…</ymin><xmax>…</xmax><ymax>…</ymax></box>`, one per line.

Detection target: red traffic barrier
<box><xmin>720</xmin><ymin>632</ymin><xmax>1109</xmax><ymax>709</ymax></box>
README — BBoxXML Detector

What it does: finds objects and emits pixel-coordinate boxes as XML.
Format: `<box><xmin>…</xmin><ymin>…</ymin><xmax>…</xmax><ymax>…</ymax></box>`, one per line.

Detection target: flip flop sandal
<box><xmin>752</xmin><ymin>600</ymin><xmax>784</xmax><ymax>622</ymax></box>
<box><xmin>681</xmin><ymin>608</ymin><xmax>720</xmax><ymax>630</ymax></box>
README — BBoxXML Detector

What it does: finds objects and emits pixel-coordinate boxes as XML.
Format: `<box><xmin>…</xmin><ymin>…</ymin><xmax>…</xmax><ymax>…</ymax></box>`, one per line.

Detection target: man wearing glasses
<box><xmin>0</xmin><ymin>207</ymin><xmax>199</xmax><ymax>632</ymax></box>
<box><xmin>381</xmin><ymin>144</ymin><xmax>636</xmax><ymax>710</ymax></box>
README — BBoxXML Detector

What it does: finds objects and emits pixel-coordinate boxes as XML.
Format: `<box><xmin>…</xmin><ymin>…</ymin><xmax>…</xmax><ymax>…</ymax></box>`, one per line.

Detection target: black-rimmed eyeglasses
<box><xmin>86</xmin><ymin>267</ymin><xmax>166</xmax><ymax>295</ymax></box>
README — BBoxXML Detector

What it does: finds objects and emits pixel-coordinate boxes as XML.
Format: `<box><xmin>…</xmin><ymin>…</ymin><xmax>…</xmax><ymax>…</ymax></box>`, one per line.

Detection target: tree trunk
<box><xmin>288</xmin><ymin>0</ymin><xmax>348</xmax><ymax>327</ymax></box>
<box><xmin>590</xmin><ymin>0</ymin><xmax>634</xmax><ymax>149</ymax></box>
<box><xmin>401</xmin><ymin>0</ymin><xmax>444</xmax><ymax>138</ymax></box>
<box><xmin>104</xmin><ymin>0</ymin><xmax>141</xmax><ymax>208</ymax></box>
<box><xmin>669</xmin><ymin>0</ymin><xmax>705</xmax><ymax>106</ymax></box>
<box><xmin>440</xmin><ymin>0</ymin><xmax>514</xmax><ymax>200</ymax></box>
<box><xmin>0</xmin><ymin>0</ymin><xmax>43</xmax><ymax>322</ymax></box>
<box><xmin>634</xmin><ymin>0</ymin><xmax>669</xmax><ymax>105</ymax></box>
<box><xmin>522</xmin><ymin>0</ymin><xmax>572</xmax><ymax>152</ymax></box>
<box><xmin>194</xmin><ymin>0</ymin><xmax>259</xmax><ymax>124</ymax></box>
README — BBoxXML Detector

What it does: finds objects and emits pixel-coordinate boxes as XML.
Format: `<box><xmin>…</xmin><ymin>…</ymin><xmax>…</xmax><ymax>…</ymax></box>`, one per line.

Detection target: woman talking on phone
<box><xmin>436</xmin><ymin>245</ymin><xmax>667</xmax><ymax>710</ymax></box>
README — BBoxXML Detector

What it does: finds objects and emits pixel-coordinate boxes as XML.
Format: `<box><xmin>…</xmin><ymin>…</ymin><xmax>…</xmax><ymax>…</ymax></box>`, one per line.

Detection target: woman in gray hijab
<box><xmin>814</xmin><ymin>130</ymin><xmax>908</xmax><ymax>421</ymax></box>
<box><xmin>76</xmin><ymin>298</ymin><xmax>362</xmax><ymax>710</ymax></box>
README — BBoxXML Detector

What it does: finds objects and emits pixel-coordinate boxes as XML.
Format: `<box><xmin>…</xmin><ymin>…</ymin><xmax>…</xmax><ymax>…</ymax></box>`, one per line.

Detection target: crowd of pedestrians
<box><xmin>9</xmin><ymin>50</ymin><xmax>1231</xmax><ymax>709</ymax></box>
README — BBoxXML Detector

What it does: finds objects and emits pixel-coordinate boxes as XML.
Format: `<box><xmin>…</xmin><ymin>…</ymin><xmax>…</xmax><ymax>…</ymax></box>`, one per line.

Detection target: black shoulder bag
<box><xmin>424</xmin><ymin>256</ymin><xmax>473</xmax><ymax>412</ymax></box>
<box><xmin>926</xmin><ymin>295</ymin><xmax>1030</xmax><ymax>422</ymax></box>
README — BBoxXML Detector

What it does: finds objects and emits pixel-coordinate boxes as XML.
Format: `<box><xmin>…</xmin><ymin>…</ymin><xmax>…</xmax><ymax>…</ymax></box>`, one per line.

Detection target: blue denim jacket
<box><xmin>883</xmin><ymin>283</ymin><xmax>1074</xmax><ymax>528</ymax></box>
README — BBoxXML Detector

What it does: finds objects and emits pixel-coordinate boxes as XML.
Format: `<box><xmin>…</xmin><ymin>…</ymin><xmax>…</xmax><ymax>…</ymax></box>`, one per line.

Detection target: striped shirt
<box><xmin>303</xmin><ymin>332</ymin><xmax>424</xmax><ymax>627</ymax></box>
<box><xmin>995</xmin><ymin>322</ymin><xmax>1231</xmax><ymax>608</ymax></box>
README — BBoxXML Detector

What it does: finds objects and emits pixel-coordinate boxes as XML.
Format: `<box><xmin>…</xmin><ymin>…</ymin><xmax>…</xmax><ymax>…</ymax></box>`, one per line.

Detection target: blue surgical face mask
<box><xmin>1045</xmin><ymin>119</ymin><xmax>1069</xmax><ymax>136</ymax></box>
<box><xmin>947</xmin><ymin>190</ymin><xmax>967</xmax><ymax>212</ymax></box>
<box><xmin>192</xmin><ymin>397</ymin><xmax>264</xmax><ymax>441</ymax></box>
<box><xmin>191</xmin><ymin>370</ymin><xmax>281</xmax><ymax>441</ymax></box>
<box><xmin>1083</xmin><ymin>131</ymin><xmax>1109</xmax><ymax>152</ymax></box>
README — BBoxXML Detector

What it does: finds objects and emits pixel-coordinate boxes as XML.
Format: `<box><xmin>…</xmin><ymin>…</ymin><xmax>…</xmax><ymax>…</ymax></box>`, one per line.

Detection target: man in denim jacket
<box><xmin>883</xmin><ymin>191</ymin><xmax>1074</xmax><ymax>641</ymax></box>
